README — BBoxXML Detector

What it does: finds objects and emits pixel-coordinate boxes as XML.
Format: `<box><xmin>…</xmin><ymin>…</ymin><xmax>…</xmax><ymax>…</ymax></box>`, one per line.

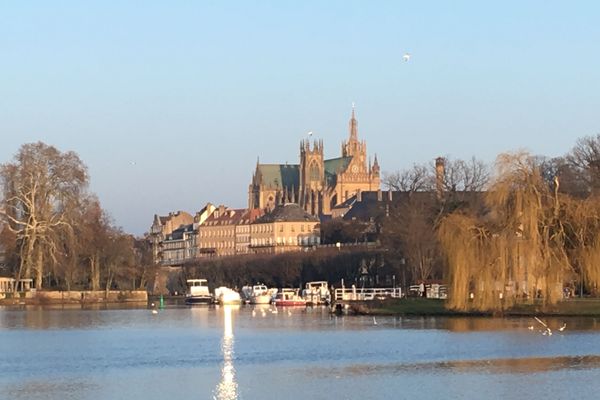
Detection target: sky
<box><xmin>1</xmin><ymin>1</ymin><xmax>599</xmax><ymax>235</ymax></box>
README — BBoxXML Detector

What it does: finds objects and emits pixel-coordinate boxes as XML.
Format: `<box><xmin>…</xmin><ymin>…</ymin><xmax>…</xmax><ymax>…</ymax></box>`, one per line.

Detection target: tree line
<box><xmin>317</xmin><ymin>134</ymin><xmax>600</xmax><ymax>312</ymax></box>
<box><xmin>0</xmin><ymin>142</ymin><xmax>154</xmax><ymax>292</ymax></box>
<box><xmin>377</xmin><ymin>134</ymin><xmax>600</xmax><ymax>312</ymax></box>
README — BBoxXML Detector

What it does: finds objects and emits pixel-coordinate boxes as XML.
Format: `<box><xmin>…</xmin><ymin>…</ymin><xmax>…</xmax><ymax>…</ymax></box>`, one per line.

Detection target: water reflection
<box><xmin>310</xmin><ymin>355</ymin><xmax>600</xmax><ymax>378</ymax></box>
<box><xmin>214</xmin><ymin>305</ymin><xmax>238</xmax><ymax>400</ymax></box>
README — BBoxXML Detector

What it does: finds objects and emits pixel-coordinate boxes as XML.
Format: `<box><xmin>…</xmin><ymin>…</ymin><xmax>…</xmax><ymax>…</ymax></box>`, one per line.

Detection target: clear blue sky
<box><xmin>2</xmin><ymin>1</ymin><xmax>599</xmax><ymax>235</ymax></box>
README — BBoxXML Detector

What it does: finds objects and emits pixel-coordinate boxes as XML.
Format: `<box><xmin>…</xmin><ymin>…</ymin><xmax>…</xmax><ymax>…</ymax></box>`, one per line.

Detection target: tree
<box><xmin>0</xmin><ymin>142</ymin><xmax>88</xmax><ymax>289</ymax></box>
<box><xmin>439</xmin><ymin>151</ymin><xmax>570</xmax><ymax>312</ymax></box>
<box><xmin>383</xmin><ymin>163</ymin><xmax>432</xmax><ymax>192</ymax></box>
<box><xmin>567</xmin><ymin>134</ymin><xmax>600</xmax><ymax>194</ymax></box>
<box><xmin>438</xmin><ymin>157</ymin><xmax>490</xmax><ymax>192</ymax></box>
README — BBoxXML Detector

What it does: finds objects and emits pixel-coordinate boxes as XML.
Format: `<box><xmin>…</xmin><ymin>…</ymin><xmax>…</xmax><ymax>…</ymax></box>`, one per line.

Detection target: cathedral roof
<box><xmin>257</xmin><ymin>164</ymin><xmax>299</xmax><ymax>189</ymax></box>
<box><xmin>253</xmin><ymin>203</ymin><xmax>319</xmax><ymax>224</ymax></box>
<box><xmin>324</xmin><ymin>156</ymin><xmax>352</xmax><ymax>184</ymax></box>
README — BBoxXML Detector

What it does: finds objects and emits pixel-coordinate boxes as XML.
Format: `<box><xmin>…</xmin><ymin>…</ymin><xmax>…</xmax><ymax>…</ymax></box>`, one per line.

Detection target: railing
<box><xmin>407</xmin><ymin>284</ymin><xmax>447</xmax><ymax>299</ymax></box>
<box><xmin>334</xmin><ymin>287</ymin><xmax>402</xmax><ymax>301</ymax></box>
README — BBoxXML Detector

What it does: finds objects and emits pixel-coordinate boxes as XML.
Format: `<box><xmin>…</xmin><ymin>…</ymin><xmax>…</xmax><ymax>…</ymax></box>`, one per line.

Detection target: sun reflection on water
<box><xmin>214</xmin><ymin>305</ymin><xmax>238</xmax><ymax>400</ymax></box>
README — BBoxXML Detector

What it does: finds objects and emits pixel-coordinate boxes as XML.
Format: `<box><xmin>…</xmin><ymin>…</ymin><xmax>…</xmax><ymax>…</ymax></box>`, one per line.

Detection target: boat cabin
<box><xmin>187</xmin><ymin>279</ymin><xmax>210</xmax><ymax>297</ymax></box>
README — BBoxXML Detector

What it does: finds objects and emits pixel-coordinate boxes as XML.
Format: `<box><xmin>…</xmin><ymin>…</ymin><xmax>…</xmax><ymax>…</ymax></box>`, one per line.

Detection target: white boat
<box><xmin>185</xmin><ymin>279</ymin><xmax>213</xmax><ymax>304</ymax></box>
<box><xmin>214</xmin><ymin>287</ymin><xmax>242</xmax><ymax>305</ymax></box>
<box><xmin>302</xmin><ymin>281</ymin><xmax>331</xmax><ymax>305</ymax></box>
<box><xmin>242</xmin><ymin>284</ymin><xmax>276</xmax><ymax>304</ymax></box>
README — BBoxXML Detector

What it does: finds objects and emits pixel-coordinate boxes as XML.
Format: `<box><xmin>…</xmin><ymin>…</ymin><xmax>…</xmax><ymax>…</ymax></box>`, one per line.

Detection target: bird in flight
<box><xmin>403</xmin><ymin>53</ymin><xmax>411</xmax><ymax>62</ymax></box>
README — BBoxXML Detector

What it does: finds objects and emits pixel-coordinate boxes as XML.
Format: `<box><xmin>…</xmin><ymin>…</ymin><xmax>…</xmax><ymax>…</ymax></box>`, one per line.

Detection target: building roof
<box><xmin>203</xmin><ymin>208</ymin><xmax>247</xmax><ymax>226</ymax></box>
<box><xmin>253</xmin><ymin>203</ymin><xmax>319</xmax><ymax>224</ymax></box>
<box><xmin>342</xmin><ymin>190</ymin><xmax>485</xmax><ymax>222</ymax></box>
<box><xmin>257</xmin><ymin>164</ymin><xmax>299</xmax><ymax>190</ymax></box>
<box><xmin>167</xmin><ymin>224</ymin><xmax>194</xmax><ymax>240</ymax></box>
<box><xmin>256</xmin><ymin>156</ymin><xmax>352</xmax><ymax>189</ymax></box>
<box><xmin>325</xmin><ymin>157</ymin><xmax>352</xmax><ymax>185</ymax></box>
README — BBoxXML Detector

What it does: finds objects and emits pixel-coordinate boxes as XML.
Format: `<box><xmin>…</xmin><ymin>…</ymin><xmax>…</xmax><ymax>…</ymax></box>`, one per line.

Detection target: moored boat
<box><xmin>214</xmin><ymin>286</ymin><xmax>242</xmax><ymax>305</ymax></box>
<box><xmin>185</xmin><ymin>279</ymin><xmax>213</xmax><ymax>304</ymax></box>
<box><xmin>273</xmin><ymin>288</ymin><xmax>307</xmax><ymax>307</ymax></box>
<box><xmin>242</xmin><ymin>284</ymin><xmax>276</xmax><ymax>304</ymax></box>
<box><xmin>302</xmin><ymin>281</ymin><xmax>331</xmax><ymax>305</ymax></box>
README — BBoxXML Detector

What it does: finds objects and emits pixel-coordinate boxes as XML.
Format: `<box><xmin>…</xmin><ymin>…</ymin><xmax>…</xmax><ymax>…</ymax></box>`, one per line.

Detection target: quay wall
<box><xmin>0</xmin><ymin>290</ymin><xmax>148</xmax><ymax>305</ymax></box>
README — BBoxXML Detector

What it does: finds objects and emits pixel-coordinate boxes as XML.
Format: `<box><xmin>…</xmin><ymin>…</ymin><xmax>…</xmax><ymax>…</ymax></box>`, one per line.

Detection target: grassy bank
<box><xmin>353</xmin><ymin>298</ymin><xmax>600</xmax><ymax>317</ymax></box>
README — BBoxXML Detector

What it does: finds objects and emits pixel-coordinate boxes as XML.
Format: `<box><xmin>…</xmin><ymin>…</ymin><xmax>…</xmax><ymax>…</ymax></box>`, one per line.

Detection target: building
<box><xmin>248</xmin><ymin>107</ymin><xmax>380</xmax><ymax>216</ymax></box>
<box><xmin>160</xmin><ymin>223</ymin><xmax>196</xmax><ymax>266</ymax></box>
<box><xmin>250</xmin><ymin>203</ymin><xmax>320</xmax><ymax>254</ymax></box>
<box><xmin>235</xmin><ymin>208</ymin><xmax>263</xmax><ymax>255</ymax></box>
<box><xmin>149</xmin><ymin>204</ymin><xmax>217</xmax><ymax>266</ymax></box>
<box><xmin>198</xmin><ymin>205</ymin><xmax>247</xmax><ymax>258</ymax></box>
<box><xmin>149</xmin><ymin>211</ymin><xmax>194</xmax><ymax>265</ymax></box>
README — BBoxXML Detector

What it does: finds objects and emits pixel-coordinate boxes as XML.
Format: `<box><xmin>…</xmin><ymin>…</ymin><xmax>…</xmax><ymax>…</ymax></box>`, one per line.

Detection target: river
<box><xmin>1</xmin><ymin>304</ymin><xmax>600</xmax><ymax>399</ymax></box>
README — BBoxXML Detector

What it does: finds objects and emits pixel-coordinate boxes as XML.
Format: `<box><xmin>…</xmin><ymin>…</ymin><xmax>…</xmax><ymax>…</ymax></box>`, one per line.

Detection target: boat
<box><xmin>242</xmin><ymin>284</ymin><xmax>276</xmax><ymax>304</ymax></box>
<box><xmin>302</xmin><ymin>281</ymin><xmax>331</xmax><ymax>305</ymax></box>
<box><xmin>185</xmin><ymin>279</ymin><xmax>213</xmax><ymax>304</ymax></box>
<box><xmin>214</xmin><ymin>286</ymin><xmax>242</xmax><ymax>305</ymax></box>
<box><xmin>273</xmin><ymin>288</ymin><xmax>307</xmax><ymax>307</ymax></box>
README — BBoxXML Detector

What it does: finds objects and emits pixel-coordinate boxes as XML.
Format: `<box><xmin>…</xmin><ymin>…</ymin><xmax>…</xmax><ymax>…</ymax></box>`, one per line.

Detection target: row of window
<box><xmin>250</xmin><ymin>236</ymin><xmax>320</xmax><ymax>246</ymax></box>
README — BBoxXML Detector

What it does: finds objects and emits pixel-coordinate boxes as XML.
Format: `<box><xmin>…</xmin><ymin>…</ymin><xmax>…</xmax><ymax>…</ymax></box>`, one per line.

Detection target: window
<box><xmin>309</xmin><ymin>161</ymin><xmax>320</xmax><ymax>181</ymax></box>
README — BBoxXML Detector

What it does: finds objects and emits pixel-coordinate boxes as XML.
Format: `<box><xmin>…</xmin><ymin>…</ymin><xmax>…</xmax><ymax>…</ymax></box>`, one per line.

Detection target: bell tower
<box><xmin>299</xmin><ymin>139</ymin><xmax>325</xmax><ymax>214</ymax></box>
<box><xmin>341</xmin><ymin>105</ymin><xmax>368</xmax><ymax>173</ymax></box>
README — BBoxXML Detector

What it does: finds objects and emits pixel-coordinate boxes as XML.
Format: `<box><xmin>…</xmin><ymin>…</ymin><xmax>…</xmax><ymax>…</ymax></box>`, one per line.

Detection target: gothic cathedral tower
<box><xmin>299</xmin><ymin>139</ymin><xmax>325</xmax><ymax>215</ymax></box>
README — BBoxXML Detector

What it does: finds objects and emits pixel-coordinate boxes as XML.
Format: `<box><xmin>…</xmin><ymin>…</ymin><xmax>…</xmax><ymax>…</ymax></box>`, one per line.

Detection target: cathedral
<box><xmin>248</xmin><ymin>108</ymin><xmax>381</xmax><ymax>216</ymax></box>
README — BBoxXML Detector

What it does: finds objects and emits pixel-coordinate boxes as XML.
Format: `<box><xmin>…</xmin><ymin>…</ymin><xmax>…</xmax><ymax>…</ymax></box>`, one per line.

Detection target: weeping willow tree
<box><xmin>563</xmin><ymin>196</ymin><xmax>600</xmax><ymax>295</ymax></box>
<box><xmin>439</xmin><ymin>152</ymin><xmax>571</xmax><ymax>312</ymax></box>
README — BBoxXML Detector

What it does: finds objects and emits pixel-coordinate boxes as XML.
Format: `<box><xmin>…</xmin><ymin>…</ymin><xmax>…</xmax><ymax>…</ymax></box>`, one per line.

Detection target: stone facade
<box><xmin>198</xmin><ymin>205</ymin><xmax>246</xmax><ymax>258</ymax></box>
<box><xmin>149</xmin><ymin>211</ymin><xmax>194</xmax><ymax>265</ymax></box>
<box><xmin>248</xmin><ymin>108</ymin><xmax>380</xmax><ymax>216</ymax></box>
<box><xmin>250</xmin><ymin>203</ymin><xmax>320</xmax><ymax>254</ymax></box>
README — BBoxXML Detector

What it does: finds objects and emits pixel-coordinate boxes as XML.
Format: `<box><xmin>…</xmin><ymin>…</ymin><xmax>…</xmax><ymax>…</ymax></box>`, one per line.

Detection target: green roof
<box><xmin>257</xmin><ymin>157</ymin><xmax>352</xmax><ymax>188</ymax></box>
<box><xmin>324</xmin><ymin>157</ymin><xmax>352</xmax><ymax>185</ymax></box>
<box><xmin>257</xmin><ymin>164</ymin><xmax>299</xmax><ymax>189</ymax></box>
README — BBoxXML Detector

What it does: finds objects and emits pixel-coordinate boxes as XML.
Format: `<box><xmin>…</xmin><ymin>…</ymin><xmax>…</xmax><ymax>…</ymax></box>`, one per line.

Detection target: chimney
<box><xmin>388</xmin><ymin>190</ymin><xmax>393</xmax><ymax>201</ymax></box>
<box><xmin>377</xmin><ymin>189</ymin><xmax>382</xmax><ymax>202</ymax></box>
<box><xmin>357</xmin><ymin>189</ymin><xmax>362</xmax><ymax>202</ymax></box>
<box><xmin>435</xmin><ymin>157</ymin><xmax>445</xmax><ymax>199</ymax></box>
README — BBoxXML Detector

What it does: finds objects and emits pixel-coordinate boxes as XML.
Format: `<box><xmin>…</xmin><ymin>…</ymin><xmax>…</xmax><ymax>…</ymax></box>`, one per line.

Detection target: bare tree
<box><xmin>567</xmin><ymin>134</ymin><xmax>600</xmax><ymax>194</ymax></box>
<box><xmin>439</xmin><ymin>157</ymin><xmax>490</xmax><ymax>192</ymax></box>
<box><xmin>0</xmin><ymin>142</ymin><xmax>87</xmax><ymax>289</ymax></box>
<box><xmin>383</xmin><ymin>163</ymin><xmax>433</xmax><ymax>192</ymax></box>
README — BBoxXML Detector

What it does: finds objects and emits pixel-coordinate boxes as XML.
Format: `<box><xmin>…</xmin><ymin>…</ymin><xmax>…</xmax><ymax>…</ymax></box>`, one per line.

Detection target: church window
<box><xmin>309</xmin><ymin>161</ymin><xmax>320</xmax><ymax>181</ymax></box>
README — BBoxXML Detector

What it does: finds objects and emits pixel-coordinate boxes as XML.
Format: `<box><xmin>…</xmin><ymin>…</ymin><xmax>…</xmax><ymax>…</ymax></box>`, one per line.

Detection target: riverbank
<box><xmin>0</xmin><ymin>290</ymin><xmax>148</xmax><ymax>306</ymax></box>
<box><xmin>350</xmin><ymin>298</ymin><xmax>600</xmax><ymax>317</ymax></box>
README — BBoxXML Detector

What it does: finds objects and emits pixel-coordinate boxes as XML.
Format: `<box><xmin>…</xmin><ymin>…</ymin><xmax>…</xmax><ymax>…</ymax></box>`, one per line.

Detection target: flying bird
<box><xmin>403</xmin><ymin>53</ymin><xmax>411</xmax><ymax>62</ymax></box>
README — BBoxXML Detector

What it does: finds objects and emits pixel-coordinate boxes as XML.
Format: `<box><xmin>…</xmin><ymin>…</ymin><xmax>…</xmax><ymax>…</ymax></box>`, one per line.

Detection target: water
<box><xmin>2</xmin><ymin>305</ymin><xmax>600</xmax><ymax>400</ymax></box>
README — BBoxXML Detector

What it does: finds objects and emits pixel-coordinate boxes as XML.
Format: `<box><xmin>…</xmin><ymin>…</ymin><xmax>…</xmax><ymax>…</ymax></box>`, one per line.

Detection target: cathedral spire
<box><xmin>349</xmin><ymin>103</ymin><xmax>358</xmax><ymax>141</ymax></box>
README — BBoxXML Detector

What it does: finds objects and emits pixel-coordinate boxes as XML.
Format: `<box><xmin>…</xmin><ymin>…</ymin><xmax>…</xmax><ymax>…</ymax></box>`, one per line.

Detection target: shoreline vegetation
<box><xmin>349</xmin><ymin>298</ymin><xmax>600</xmax><ymax>317</ymax></box>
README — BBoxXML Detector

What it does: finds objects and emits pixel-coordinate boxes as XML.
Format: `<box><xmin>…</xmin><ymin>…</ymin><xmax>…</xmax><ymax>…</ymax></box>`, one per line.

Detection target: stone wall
<box><xmin>32</xmin><ymin>290</ymin><xmax>148</xmax><ymax>304</ymax></box>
